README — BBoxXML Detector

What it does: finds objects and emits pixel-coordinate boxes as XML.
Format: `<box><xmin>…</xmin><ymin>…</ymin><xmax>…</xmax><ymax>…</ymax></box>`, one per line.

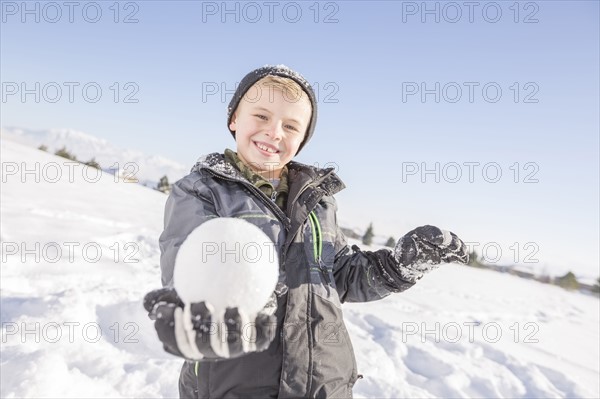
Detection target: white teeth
<box><xmin>256</xmin><ymin>143</ymin><xmax>278</xmax><ymax>153</ymax></box>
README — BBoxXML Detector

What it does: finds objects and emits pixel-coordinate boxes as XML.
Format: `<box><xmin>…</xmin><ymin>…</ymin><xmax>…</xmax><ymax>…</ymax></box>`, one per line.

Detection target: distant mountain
<box><xmin>1</xmin><ymin>126</ymin><xmax>188</xmax><ymax>188</ymax></box>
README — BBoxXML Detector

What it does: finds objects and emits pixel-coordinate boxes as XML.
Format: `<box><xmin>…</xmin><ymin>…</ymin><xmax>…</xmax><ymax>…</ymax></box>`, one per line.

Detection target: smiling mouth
<box><xmin>254</xmin><ymin>141</ymin><xmax>280</xmax><ymax>155</ymax></box>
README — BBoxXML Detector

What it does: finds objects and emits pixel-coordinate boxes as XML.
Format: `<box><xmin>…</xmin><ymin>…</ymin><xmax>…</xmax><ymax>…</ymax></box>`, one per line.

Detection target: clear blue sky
<box><xmin>2</xmin><ymin>1</ymin><xmax>599</xmax><ymax>277</ymax></box>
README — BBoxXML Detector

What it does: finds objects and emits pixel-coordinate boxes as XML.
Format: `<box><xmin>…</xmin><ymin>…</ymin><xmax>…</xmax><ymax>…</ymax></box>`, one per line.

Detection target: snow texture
<box><xmin>1</xmin><ymin>137</ymin><xmax>599</xmax><ymax>398</ymax></box>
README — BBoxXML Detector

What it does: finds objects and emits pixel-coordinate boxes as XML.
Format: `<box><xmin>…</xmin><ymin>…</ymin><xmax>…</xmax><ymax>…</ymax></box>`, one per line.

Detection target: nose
<box><xmin>265</xmin><ymin>121</ymin><xmax>284</xmax><ymax>140</ymax></box>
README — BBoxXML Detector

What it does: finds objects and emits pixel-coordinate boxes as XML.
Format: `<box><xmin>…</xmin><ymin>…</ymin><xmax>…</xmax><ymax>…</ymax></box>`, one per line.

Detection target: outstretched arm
<box><xmin>332</xmin><ymin>230</ymin><xmax>414</xmax><ymax>303</ymax></box>
<box><xmin>333</xmin><ymin>223</ymin><xmax>469</xmax><ymax>303</ymax></box>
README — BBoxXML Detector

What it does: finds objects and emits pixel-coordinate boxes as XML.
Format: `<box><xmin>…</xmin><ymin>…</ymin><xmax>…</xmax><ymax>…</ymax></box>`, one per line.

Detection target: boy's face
<box><xmin>229</xmin><ymin>82</ymin><xmax>312</xmax><ymax>180</ymax></box>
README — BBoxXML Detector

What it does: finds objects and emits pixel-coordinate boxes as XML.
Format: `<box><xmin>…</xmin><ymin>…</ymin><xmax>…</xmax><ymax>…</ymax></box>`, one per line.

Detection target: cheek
<box><xmin>241</xmin><ymin>119</ymin><xmax>261</xmax><ymax>137</ymax></box>
<box><xmin>283</xmin><ymin>136</ymin><xmax>303</xmax><ymax>154</ymax></box>
<box><xmin>292</xmin><ymin>134</ymin><xmax>305</xmax><ymax>147</ymax></box>
<box><xmin>236</xmin><ymin>125</ymin><xmax>254</xmax><ymax>141</ymax></box>
<box><xmin>235</xmin><ymin>130</ymin><xmax>252</xmax><ymax>149</ymax></box>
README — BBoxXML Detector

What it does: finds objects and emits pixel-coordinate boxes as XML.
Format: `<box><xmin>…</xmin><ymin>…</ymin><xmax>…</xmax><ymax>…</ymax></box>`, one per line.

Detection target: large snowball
<box><xmin>173</xmin><ymin>217</ymin><xmax>279</xmax><ymax>318</ymax></box>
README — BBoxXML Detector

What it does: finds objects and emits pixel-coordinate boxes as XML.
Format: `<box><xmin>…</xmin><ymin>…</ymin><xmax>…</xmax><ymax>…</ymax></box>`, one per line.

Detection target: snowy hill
<box><xmin>1</xmin><ymin>138</ymin><xmax>598</xmax><ymax>398</ymax></box>
<box><xmin>1</xmin><ymin>126</ymin><xmax>188</xmax><ymax>189</ymax></box>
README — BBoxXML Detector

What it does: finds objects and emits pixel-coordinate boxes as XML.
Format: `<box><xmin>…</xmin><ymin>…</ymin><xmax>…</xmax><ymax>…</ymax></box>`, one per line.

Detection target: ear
<box><xmin>229</xmin><ymin>112</ymin><xmax>237</xmax><ymax>131</ymax></box>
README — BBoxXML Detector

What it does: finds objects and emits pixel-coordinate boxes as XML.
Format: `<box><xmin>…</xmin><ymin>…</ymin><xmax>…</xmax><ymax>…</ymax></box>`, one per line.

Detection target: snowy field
<box><xmin>1</xmin><ymin>138</ymin><xmax>599</xmax><ymax>398</ymax></box>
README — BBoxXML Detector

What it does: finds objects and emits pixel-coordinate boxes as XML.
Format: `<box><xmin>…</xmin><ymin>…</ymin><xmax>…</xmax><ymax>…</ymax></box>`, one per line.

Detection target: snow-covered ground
<box><xmin>1</xmin><ymin>138</ymin><xmax>598</xmax><ymax>398</ymax></box>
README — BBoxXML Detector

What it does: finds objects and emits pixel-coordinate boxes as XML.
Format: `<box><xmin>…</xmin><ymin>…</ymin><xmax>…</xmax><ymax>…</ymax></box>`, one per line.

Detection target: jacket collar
<box><xmin>191</xmin><ymin>152</ymin><xmax>345</xmax><ymax>196</ymax></box>
<box><xmin>191</xmin><ymin>152</ymin><xmax>241</xmax><ymax>179</ymax></box>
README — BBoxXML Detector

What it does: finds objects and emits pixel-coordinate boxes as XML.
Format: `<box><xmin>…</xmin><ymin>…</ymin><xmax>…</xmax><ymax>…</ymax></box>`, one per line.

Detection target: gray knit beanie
<box><xmin>227</xmin><ymin>65</ymin><xmax>317</xmax><ymax>155</ymax></box>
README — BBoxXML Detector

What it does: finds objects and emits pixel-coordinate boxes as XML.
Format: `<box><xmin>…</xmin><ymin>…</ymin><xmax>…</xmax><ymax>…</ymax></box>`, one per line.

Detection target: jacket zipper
<box><xmin>278</xmin><ymin>167</ymin><xmax>336</xmax><ymax>258</ymax></box>
<box><xmin>309</xmin><ymin>211</ymin><xmax>331</xmax><ymax>287</ymax></box>
<box><xmin>203</xmin><ymin>164</ymin><xmax>339</xmax><ymax>396</ymax></box>
<box><xmin>204</xmin><ymin>169</ymin><xmax>291</xmax><ymax>230</ymax></box>
<box><xmin>203</xmin><ymin>167</ymin><xmax>335</xmax><ymax>267</ymax></box>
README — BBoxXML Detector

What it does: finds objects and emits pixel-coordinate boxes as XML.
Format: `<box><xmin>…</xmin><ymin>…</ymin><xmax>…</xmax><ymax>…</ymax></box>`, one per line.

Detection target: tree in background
<box><xmin>467</xmin><ymin>250</ymin><xmax>485</xmax><ymax>268</ymax></box>
<box><xmin>555</xmin><ymin>271</ymin><xmax>580</xmax><ymax>291</ymax></box>
<box><xmin>38</xmin><ymin>144</ymin><xmax>48</xmax><ymax>152</ymax></box>
<box><xmin>385</xmin><ymin>237</ymin><xmax>395</xmax><ymax>248</ymax></box>
<box><xmin>84</xmin><ymin>158</ymin><xmax>101</xmax><ymax>170</ymax></box>
<box><xmin>157</xmin><ymin>175</ymin><xmax>171</xmax><ymax>194</ymax></box>
<box><xmin>362</xmin><ymin>223</ymin><xmax>374</xmax><ymax>246</ymax></box>
<box><xmin>592</xmin><ymin>277</ymin><xmax>600</xmax><ymax>294</ymax></box>
<box><xmin>54</xmin><ymin>146</ymin><xmax>77</xmax><ymax>161</ymax></box>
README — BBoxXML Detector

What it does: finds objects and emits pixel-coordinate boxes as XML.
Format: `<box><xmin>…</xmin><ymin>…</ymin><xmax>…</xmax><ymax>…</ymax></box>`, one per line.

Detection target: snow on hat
<box><xmin>227</xmin><ymin>65</ymin><xmax>317</xmax><ymax>155</ymax></box>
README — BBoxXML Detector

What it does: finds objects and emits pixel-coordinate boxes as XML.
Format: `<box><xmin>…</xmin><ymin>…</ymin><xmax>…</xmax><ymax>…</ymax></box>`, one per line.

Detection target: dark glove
<box><xmin>393</xmin><ymin>225</ymin><xmax>469</xmax><ymax>283</ymax></box>
<box><xmin>143</xmin><ymin>287</ymin><xmax>277</xmax><ymax>360</ymax></box>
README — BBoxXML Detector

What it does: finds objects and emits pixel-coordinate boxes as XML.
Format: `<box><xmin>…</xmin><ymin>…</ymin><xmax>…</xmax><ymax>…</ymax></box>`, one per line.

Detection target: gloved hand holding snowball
<box><xmin>143</xmin><ymin>218</ymin><xmax>280</xmax><ymax>360</ymax></box>
<box><xmin>393</xmin><ymin>225</ymin><xmax>469</xmax><ymax>283</ymax></box>
<box><xmin>143</xmin><ymin>287</ymin><xmax>277</xmax><ymax>360</ymax></box>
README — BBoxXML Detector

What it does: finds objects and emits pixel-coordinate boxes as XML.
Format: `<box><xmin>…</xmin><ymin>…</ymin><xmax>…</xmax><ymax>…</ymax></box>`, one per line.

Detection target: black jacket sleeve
<box><xmin>329</xmin><ymin>206</ymin><xmax>415</xmax><ymax>304</ymax></box>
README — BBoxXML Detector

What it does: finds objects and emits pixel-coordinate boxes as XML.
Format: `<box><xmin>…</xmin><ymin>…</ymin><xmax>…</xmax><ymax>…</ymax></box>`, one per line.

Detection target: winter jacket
<box><xmin>159</xmin><ymin>152</ymin><xmax>416</xmax><ymax>399</ymax></box>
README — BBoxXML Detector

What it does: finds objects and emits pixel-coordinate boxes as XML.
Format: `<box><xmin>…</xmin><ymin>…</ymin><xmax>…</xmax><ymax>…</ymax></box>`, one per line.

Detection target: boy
<box><xmin>144</xmin><ymin>65</ymin><xmax>469</xmax><ymax>398</ymax></box>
